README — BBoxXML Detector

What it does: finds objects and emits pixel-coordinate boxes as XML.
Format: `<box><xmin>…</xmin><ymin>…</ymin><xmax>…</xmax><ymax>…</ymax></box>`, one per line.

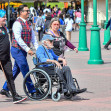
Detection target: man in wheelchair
<box><xmin>36</xmin><ymin>34</ymin><xmax>87</xmax><ymax>96</ymax></box>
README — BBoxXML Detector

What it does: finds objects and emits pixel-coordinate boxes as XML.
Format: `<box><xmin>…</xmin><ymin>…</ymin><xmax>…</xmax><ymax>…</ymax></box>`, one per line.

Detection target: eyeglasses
<box><xmin>48</xmin><ymin>40</ymin><xmax>54</xmax><ymax>43</ymax></box>
<box><xmin>53</xmin><ymin>24</ymin><xmax>60</xmax><ymax>26</ymax></box>
<box><xmin>22</xmin><ymin>10</ymin><xmax>30</xmax><ymax>13</ymax></box>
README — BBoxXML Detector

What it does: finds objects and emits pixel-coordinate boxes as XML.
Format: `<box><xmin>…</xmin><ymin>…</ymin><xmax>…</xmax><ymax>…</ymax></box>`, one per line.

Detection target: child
<box><xmin>65</xmin><ymin>14</ymin><xmax>74</xmax><ymax>41</ymax></box>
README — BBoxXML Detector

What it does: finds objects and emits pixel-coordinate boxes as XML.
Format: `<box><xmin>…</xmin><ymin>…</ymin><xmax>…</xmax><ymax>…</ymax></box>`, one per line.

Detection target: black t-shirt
<box><xmin>0</xmin><ymin>27</ymin><xmax>10</xmax><ymax>60</ymax></box>
<box><xmin>52</xmin><ymin>32</ymin><xmax>67</xmax><ymax>56</ymax></box>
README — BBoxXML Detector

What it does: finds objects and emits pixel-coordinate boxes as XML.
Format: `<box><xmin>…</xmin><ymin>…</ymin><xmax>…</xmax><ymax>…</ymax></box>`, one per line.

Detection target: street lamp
<box><xmin>78</xmin><ymin>0</ymin><xmax>89</xmax><ymax>51</ymax></box>
<box><xmin>88</xmin><ymin>0</ymin><xmax>104</xmax><ymax>64</ymax></box>
<box><xmin>103</xmin><ymin>0</ymin><xmax>110</xmax><ymax>45</ymax></box>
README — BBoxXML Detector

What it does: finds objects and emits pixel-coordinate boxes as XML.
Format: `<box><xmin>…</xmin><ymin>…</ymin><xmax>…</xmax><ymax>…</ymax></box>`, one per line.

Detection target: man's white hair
<box><xmin>41</xmin><ymin>39</ymin><xmax>48</xmax><ymax>44</ymax></box>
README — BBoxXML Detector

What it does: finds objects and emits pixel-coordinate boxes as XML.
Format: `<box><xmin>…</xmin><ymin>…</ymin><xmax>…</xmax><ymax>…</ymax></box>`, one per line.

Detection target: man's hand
<box><xmin>54</xmin><ymin>61</ymin><xmax>62</xmax><ymax>69</ymax></box>
<box><xmin>74</xmin><ymin>48</ymin><xmax>78</xmax><ymax>53</ymax></box>
<box><xmin>28</xmin><ymin>50</ymin><xmax>34</xmax><ymax>56</ymax></box>
<box><xmin>62</xmin><ymin>59</ymin><xmax>67</xmax><ymax>66</ymax></box>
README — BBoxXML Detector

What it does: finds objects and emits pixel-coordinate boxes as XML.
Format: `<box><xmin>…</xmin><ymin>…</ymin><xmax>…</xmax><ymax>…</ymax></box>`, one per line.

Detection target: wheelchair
<box><xmin>23</xmin><ymin>57</ymin><xmax>80</xmax><ymax>102</ymax></box>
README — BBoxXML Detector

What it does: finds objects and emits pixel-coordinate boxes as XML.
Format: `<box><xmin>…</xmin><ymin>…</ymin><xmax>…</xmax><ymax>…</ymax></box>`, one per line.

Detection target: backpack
<box><xmin>37</xmin><ymin>17</ymin><xmax>44</xmax><ymax>27</ymax></box>
<box><xmin>36</xmin><ymin>17</ymin><xmax>44</xmax><ymax>30</ymax></box>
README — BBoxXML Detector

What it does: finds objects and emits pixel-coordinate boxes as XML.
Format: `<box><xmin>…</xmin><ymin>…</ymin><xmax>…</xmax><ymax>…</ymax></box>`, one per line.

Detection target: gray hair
<box><xmin>49</xmin><ymin>17</ymin><xmax>60</xmax><ymax>29</ymax></box>
<box><xmin>41</xmin><ymin>40</ymin><xmax>46</xmax><ymax>44</ymax></box>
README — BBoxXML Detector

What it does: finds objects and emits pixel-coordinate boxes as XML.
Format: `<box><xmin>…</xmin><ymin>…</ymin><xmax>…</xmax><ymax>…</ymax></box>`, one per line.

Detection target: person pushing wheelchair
<box><xmin>36</xmin><ymin>34</ymin><xmax>87</xmax><ymax>95</ymax></box>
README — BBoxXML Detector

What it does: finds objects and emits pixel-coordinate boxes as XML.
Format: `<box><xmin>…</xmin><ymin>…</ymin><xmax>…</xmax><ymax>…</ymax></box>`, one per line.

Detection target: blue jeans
<box><xmin>3</xmin><ymin>46</ymin><xmax>35</xmax><ymax>93</ymax></box>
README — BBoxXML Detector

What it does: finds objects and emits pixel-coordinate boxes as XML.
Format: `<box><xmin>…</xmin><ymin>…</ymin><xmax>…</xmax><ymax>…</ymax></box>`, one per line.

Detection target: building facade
<box><xmin>87</xmin><ymin>0</ymin><xmax>111</xmax><ymax>23</ymax></box>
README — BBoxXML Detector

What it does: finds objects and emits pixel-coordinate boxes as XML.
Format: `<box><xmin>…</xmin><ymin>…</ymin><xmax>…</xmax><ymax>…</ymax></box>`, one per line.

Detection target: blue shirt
<box><xmin>36</xmin><ymin>45</ymin><xmax>59</xmax><ymax>67</ymax></box>
<box><xmin>59</xmin><ymin>18</ymin><xmax>64</xmax><ymax>25</ymax></box>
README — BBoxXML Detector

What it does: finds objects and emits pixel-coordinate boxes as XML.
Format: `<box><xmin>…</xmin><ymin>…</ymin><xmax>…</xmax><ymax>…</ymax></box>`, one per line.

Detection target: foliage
<box><xmin>47</xmin><ymin>2</ymin><xmax>64</xmax><ymax>9</ymax></box>
<box><xmin>22</xmin><ymin>2</ymin><xmax>65</xmax><ymax>9</ymax></box>
<box><xmin>22</xmin><ymin>2</ymin><xmax>34</xmax><ymax>8</ymax></box>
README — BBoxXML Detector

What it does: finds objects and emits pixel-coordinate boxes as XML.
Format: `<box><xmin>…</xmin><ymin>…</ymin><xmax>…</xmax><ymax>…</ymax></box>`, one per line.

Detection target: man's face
<box><xmin>0</xmin><ymin>15</ymin><xmax>7</xmax><ymax>26</ymax></box>
<box><xmin>45</xmin><ymin>40</ymin><xmax>54</xmax><ymax>49</ymax></box>
<box><xmin>21</xmin><ymin>7</ymin><xmax>30</xmax><ymax>19</ymax></box>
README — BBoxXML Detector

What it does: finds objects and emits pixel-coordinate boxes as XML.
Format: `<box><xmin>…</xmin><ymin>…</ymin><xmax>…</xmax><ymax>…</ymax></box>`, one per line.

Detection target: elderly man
<box><xmin>36</xmin><ymin>34</ymin><xmax>87</xmax><ymax>94</ymax></box>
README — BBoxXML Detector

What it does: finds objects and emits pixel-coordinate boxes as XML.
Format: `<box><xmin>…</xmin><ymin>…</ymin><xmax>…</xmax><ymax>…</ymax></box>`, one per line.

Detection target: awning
<box><xmin>1</xmin><ymin>0</ymin><xmax>45</xmax><ymax>2</ymax></box>
<box><xmin>0</xmin><ymin>0</ymin><xmax>76</xmax><ymax>3</ymax></box>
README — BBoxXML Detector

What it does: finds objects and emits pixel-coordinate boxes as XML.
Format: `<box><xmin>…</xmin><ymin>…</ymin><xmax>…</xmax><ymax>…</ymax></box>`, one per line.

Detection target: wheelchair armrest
<box><xmin>36</xmin><ymin>62</ymin><xmax>56</xmax><ymax>67</ymax></box>
<box><xmin>33</xmin><ymin>57</ymin><xmax>56</xmax><ymax>68</ymax></box>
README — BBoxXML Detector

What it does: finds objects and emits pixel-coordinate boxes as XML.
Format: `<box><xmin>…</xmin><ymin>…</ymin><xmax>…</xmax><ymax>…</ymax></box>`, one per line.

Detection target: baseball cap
<box><xmin>0</xmin><ymin>10</ymin><xmax>6</xmax><ymax>18</ymax></box>
<box><xmin>42</xmin><ymin>34</ymin><xmax>55</xmax><ymax>41</ymax></box>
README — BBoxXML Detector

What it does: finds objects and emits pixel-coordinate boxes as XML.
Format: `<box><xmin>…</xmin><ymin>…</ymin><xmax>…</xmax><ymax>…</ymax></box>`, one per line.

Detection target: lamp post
<box><xmin>78</xmin><ymin>0</ymin><xmax>89</xmax><ymax>51</ymax></box>
<box><xmin>88</xmin><ymin>0</ymin><xmax>104</xmax><ymax>64</ymax></box>
<box><xmin>103</xmin><ymin>0</ymin><xmax>110</xmax><ymax>45</ymax></box>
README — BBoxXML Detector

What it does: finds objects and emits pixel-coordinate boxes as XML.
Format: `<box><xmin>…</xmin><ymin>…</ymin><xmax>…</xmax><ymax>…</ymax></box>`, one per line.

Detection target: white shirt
<box><xmin>65</xmin><ymin>18</ymin><xmax>74</xmax><ymax>31</ymax></box>
<box><xmin>43</xmin><ymin>8</ymin><xmax>51</xmax><ymax>13</ymax></box>
<box><xmin>12</xmin><ymin>17</ymin><xmax>38</xmax><ymax>52</ymax></box>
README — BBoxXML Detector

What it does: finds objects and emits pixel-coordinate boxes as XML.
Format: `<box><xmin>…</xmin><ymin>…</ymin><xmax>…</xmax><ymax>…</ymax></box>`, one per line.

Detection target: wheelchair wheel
<box><xmin>23</xmin><ymin>69</ymin><xmax>51</xmax><ymax>101</ymax></box>
<box><xmin>64</xmin><ymin>92</ymin><xmax>73</xmax><ymax>99</ymax></box>
<box><xmin>52</xmin><ymin>91</ymin><xmax>61</xmax><ymax>102</ymax></box>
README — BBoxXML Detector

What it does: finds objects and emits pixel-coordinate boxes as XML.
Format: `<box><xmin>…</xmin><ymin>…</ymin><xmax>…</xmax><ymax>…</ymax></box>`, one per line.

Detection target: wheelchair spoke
<box><xmin>38</xmin><ymin>87</ymin><xmax>45</xmax><ymax>94</ymax></box>
<box><xmin>23</xmin><ymin>70</ymin><xmax>51</xmax><ymax>100</ymax></box>
<box><xmin>39</xmin><ymin>78</ymin><xmax>47</xmax><ymax>80</ymax></box>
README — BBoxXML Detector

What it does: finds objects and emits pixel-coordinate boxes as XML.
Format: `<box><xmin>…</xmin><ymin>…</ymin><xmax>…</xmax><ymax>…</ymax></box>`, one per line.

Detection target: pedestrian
<box><xmin>9</xmin><ymin>12</ymin><xmax>17</xmax><ymax>42</ymax></box>
<box><xmin>0</xmin><ymin>9</ymin><xmax>27</xmax><ymax>104</ymax></box>
<box><xmin>47</xmin><ymin>17</ymin><xmax>78</xmax><ymax>58</ymax></box>
<box><xmin>0</xmin><ymin>5</ymin><xmax>39</xmax><ymax>98</ymax></box>
<box><xmin>67</xmin><ymin>6</ymin><xmax>74</xmax><ymax>20</ymax></box>
<box><xmin>51</xmin><ymin>10</ymin><xmax>57</xmax><ymax>18</ymax></box>
<box><xmin>65</xmin><ymin>14</ymin><xmax>74</xmax><ymax>41</ymax></box>
<box><xmin>44</xmin><ymin>12</ymin><xmax>52</xmax><ymax>33</ymax></box>
<box><xmin>59</xmin><ymin>13</ymin><xmax>66</xmax><ymax>35</ymax></box>
<box><xmin>35</xmin><ymin>12</ymin><xmax>45</xmax><ymax>41</ymax></box>
<box><xmin>104</xmin><ymin>18</ymin><xmax>111</xmax><ymax>50</ymax></box>
<box><xmin>75</xmin><ymin>9</ymin><xmax>81</xmax><ymax>30</ymax></box>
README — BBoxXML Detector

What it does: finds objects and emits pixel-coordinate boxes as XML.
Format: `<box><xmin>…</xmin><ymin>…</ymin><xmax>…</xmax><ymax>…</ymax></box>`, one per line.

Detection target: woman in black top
<box><xmin>0</xmin><ymin>10</ymin><xmax>26</xmax><ymax>104</ymax></box>
<box><xmin>47</xmin><ymin>17</ymin><xmax>78</xmax><ymax>58</ymax></box>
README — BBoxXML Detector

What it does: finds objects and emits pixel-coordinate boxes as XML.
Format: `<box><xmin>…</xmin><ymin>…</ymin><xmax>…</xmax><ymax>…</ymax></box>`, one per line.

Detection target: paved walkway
<box><xmin>0</xmin><ymin>24</ymin><xmax>111</xmax><ymax>111</ymax></box>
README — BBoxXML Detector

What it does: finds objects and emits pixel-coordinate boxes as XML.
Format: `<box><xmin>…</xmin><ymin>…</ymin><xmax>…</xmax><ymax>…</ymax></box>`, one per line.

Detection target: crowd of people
<box><xmin>33</xmin><ymin>5</ymin><xmax>82</xmax><ymax>41</ymax></box>
<box><xmin>0</xmin><ymin>4</ymin><xmax>87</xmax><ymax>104</ymax></box>
<box><xmin>3</xmin><ymin>5</ymin><xmax>83</xmax><ymax>42</ymax></box>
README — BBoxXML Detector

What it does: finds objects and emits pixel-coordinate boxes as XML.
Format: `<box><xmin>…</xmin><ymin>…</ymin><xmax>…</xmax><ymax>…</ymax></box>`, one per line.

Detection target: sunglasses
<box><xmin>48</xmin><ymin>40</ymin><xmax>54</xmax><ymax>43</ymax></box>
<box><xmin>22</xmin><ymin>10</ymin><xmax>30</xmax><ymax>13</ymax></box>
<box><xmin>53</xmin><ymin>24</ymin><xmax>60</xmax><ymax>26</ymax></box>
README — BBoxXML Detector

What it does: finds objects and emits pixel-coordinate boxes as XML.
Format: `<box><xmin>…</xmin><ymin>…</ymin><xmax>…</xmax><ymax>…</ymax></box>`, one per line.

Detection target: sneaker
<box><xmin>13</xmin><ymin>95</ymin><xmax>27</xmax><ymax>104</ymax></box>
<box><xmin>0</xmin><ymin>89</ymin><xmax>12</xmax><ymax>97</ymax></box>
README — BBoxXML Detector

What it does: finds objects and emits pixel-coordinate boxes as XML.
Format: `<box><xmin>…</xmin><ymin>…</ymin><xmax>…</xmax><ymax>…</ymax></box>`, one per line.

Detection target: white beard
<box><xmin>46</xmin><ymin>43</ymin><xmax>54</xmax><ymax>49</ymax></box>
